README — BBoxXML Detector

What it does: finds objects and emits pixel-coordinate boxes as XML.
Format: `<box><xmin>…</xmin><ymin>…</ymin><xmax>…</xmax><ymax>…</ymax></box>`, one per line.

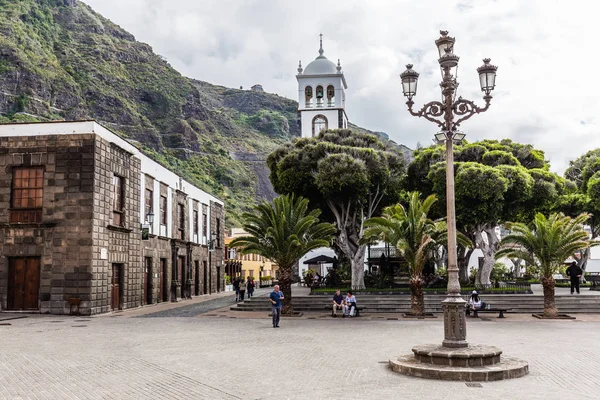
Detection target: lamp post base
<box><xmin>389</xmin><ymin>344</ymin><xmax>529</xmax><ymax>381</ymax></box>
<box><xmin>441</xmin><ymin>295</ymin><xmax>468</xmax><ymax>348</ymax></box>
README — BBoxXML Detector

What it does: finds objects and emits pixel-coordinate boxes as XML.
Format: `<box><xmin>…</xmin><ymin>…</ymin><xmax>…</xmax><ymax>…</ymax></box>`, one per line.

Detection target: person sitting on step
<box><xmin>332</xmin><ymin>289</ymin><xmax>344</xmax><ymax>317</ymax></box>
<box><xmin>344</xmin><ymin>290</ymin><xmax>357</xmax><ymax>317</ymax></box>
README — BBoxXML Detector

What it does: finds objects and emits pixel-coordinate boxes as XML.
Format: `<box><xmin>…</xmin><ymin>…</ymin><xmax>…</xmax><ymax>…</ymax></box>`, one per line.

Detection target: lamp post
<box><xmin>400</xmin><ymin>31</ymin><xmax>497</xmax><ymax>348</ymax></box>
<box><xmin>207</xmin><ymin>231</ymin><xmax>217</xmax><ymax>295</ymax></box>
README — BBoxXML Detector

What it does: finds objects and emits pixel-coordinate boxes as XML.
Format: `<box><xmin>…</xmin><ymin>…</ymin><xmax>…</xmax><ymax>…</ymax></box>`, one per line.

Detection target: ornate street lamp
<box><xmin>400</xmin><ymin>31</ymin><xmax>497</xmax><ymax>348</ymax></box>
<box><xmin>391</xmin><ymin>31</ymin><xmax>526</xmax><ymax>381</ymax></box>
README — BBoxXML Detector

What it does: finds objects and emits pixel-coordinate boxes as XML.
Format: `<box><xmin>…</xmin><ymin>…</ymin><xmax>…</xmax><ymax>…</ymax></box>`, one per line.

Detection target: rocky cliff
<box><xmin>0</xmin><ymin>0</ymin><xmax>410</xmax><ymax>226</ymax></box>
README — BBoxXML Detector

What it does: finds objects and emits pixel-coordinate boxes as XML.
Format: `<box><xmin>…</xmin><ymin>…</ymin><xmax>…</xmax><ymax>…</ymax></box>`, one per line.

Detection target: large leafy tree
<box><xmin>362</xmin><ymin>193</ymin><xmax>441</xmax><ymax>315</ymax></box>
<box><xmin>558</xmin><ymin>149</ymin><xmax>600</xmax><ymax>274</ymax></box>
<box><xmin>497</xmin><ymin>213</ymin><xmax>595</xmax><ymax>317</ymax></box>
<box><xmin>267</xmin><ymin>129</ymin><xmax>406</xmax><ymax>289</ymax></box>
<box><xmin>405</xmin><ymin>139</ymin><xmax>569</xmax><ymax>285</ymax></box>
<box><xmin>229</xmin><ymin>194</ymin><xmax>336</xmax><ymax>313</ymax></box>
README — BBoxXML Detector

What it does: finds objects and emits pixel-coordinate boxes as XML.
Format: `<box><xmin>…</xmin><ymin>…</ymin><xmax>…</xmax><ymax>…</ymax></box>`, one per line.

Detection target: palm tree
<box><xmin>363</xmin><ymin>192</ymin><xmax>442</xmax><ymax>316</ymax></box>
<box><xmin>229</xmin><ymin>194</ymin><xmax>336</xmax><ymax>314</ymax></box>
<box><xmin>496</xmin><ymin>213</ymin><xmax>595</xmax><ymax>318</ymax></box>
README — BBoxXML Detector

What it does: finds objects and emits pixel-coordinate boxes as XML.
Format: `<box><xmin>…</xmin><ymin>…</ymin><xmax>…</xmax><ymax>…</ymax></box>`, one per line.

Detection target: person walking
<box><xmin>566</xmin><ymin>261</ymin><xmax>583</xmax><ymax>294</ymax></box>
<box><xmin>233</xmin><ymin>277</ymin><xmax>240</xmax><ymax>302</ymax></box>
<box><xmin>247</xmin><ymin>277</ymin><xmax>255</xmax><ymax>299</ymax></box>
<box><xmin>238</xmin><ymin>277</ymin><xmax>246</xmax><ymax>302</ymax></box>
<box><xmin>269</xmin><ymin>285</ymin><xmax>284</xmax><ymax>328</ymax></box>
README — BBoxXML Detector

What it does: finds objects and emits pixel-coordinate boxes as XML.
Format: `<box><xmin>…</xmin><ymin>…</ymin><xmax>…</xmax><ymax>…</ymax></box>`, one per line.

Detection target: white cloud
<box><xmin>85</xmin><ymin>0</ymin><xmax>599</xmax><ymax>173</ymax></box>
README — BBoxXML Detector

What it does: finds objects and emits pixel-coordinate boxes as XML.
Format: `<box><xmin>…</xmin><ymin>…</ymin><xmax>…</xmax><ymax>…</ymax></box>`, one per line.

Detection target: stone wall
<box><xmin>0</xmin><ymin>134</ymin><xmax>95</xmax><ymax>314</ymax></box>
<box><xmin>90</xmin><ymin>136</ymin><xmax>141</xmax><ymax>314</ymax></box>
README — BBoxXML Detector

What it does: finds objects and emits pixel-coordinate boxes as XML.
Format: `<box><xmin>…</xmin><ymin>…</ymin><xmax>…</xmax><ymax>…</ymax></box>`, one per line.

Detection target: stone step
<box><xmin>233</xmin><ymin>294</ymin><xmax>600</xmax><ymax>313</ymax></box>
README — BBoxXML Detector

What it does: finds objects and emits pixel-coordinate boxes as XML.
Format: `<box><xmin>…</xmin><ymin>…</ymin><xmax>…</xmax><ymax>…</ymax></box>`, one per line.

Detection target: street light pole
<box><xmin>400</xmin><ymin>30</ymin><xmax>498</xmax><ymax>348</ymax></box>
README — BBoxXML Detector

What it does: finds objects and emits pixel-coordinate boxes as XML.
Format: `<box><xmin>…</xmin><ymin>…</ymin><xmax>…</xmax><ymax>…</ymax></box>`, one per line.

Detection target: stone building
<box><xmin>0</xmin><ymin>121</ymin><xmax>224</xmax><ymax>315</ymax></box>
<box><xmin>224</xmin><ymin>228</ymin><xmax>279</xmax><ymax>281</ymax></box>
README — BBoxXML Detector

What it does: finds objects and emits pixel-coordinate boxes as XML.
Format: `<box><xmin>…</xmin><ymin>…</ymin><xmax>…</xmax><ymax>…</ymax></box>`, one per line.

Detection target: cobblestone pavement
<box><xmin>2</xmin><ymin>313</ymin><xmax>600</xmax><ymax>399</ymax></box>
<box><xmin>136</xmin><ymin>288</ymin><xmax>270</xmax><ymax>318</ymax></box>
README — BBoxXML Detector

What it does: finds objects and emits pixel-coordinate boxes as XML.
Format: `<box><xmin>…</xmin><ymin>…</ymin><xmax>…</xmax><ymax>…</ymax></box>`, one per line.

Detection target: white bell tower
<box><xmin>296</xmin><ymin>34</ymin><xmax>348</xmax><ymax>138</ymax></box>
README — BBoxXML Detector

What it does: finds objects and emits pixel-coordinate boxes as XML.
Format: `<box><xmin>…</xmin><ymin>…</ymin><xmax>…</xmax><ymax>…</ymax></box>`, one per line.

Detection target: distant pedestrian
<box><xmin>269</xmin><ymin>285</ymin><xmax>284</xmax><ymax>328</ymax></box>
<box><xmin>233</xmin><ymin>278</ymin><xmax>240</xmax><ymax>302</ymax></box>
<box><xmin>247</xmin><ymin>277</ymin><xmax>255</xmax><ymax>298</ymax></box>
<box><xmin>566</xmin><ymin>261</ymin><xmax>583</xmax><ymax>294</ymax></box>
<box><xmin>238</xmin><ymin>277</ymin><xmax>246</xmax><ymax>301</ymax></box>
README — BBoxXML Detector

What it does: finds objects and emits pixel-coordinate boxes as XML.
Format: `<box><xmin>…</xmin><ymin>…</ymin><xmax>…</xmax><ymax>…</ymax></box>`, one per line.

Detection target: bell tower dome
<box><xmin>296</xmin><ymin>34</ymin><xmax>348</xmax><ymax>138</ymax></box>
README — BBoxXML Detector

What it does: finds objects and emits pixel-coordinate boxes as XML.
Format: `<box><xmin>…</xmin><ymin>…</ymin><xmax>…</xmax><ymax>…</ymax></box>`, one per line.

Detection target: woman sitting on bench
<box><xmin>466</xmin><ymin>291</ymin><xmax>485</xmax><ymax>315</ymax></box>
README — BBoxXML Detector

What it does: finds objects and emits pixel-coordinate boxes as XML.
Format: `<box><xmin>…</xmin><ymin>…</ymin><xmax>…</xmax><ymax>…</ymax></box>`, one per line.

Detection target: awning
<box><xmin>303</xmin><ymin>255</ymin><xmax>336</xmax><ymax>264</ymax></box>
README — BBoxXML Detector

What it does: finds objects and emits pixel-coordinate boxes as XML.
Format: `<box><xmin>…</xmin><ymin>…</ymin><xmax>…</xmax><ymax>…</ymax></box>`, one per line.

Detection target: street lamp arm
<box><xmin>451</xmin><ymin>95</ymin><xmax>492</xmax><ymax>130</ymax></box>
<box><xmin>406</xmin><ymin>100</ymin><xmax>446</xmax><ymax>128</ymax></box>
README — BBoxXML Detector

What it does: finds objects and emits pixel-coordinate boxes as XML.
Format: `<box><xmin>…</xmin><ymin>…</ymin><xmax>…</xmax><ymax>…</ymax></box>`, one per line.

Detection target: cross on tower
<box><xmin>319</xmin><ymin>33</ymin><xmax>324</xmax><ymax>56</ymax></box>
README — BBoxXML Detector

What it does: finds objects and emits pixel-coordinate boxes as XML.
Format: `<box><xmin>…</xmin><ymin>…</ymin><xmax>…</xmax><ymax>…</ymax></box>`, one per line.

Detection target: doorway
<box><xmin>145</xmin><ymin>257</ymin><xmax>153</xmax><ymax>305</ymax></box>
<box><xmin>178</xmin><ymin>256</ymin><xmax>185</xmax><ymax>298</ymax></box>
<box><xmin>7</xmin><ymin>257</ymin><xmax>41</xmax><ymax>310</ymax></box>
<box><xmin>216</xmin><ymin>266</ymin><xmax>221</xmax><ymax>293</ymax></box>
<box><xmin>203</xmin><ymin>261</ymin><xmax>208</xmax><ymax>295</ymax></box>
<box><xmin>111</xmin><ymin>264</ymin><xmax>122</xmax><ymax>311</ymax></box>
<box><xmin>195</xmin><ymin>261</ymin><xmax>200</xmax><ymax>296</ymax></box>
<box><xmin>159</xmin><ymin>258</ymin><xmax>167</xmax><ymax>302</ymax></box>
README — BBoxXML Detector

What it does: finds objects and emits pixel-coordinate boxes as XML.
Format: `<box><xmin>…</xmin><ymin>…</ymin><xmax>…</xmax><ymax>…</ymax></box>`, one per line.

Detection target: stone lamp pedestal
<box><xmin>390</xmin><ymin>344</ymin><xmax>529</xmax><ymax>381</ymax></box>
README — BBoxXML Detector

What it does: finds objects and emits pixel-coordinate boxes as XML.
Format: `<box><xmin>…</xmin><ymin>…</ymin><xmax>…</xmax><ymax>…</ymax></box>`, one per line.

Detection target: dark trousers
<box><xmin>571</xmin><ymin>278</ymin><xmax>580</xmax><ymax>294</ymax></box>
<box><xmin>272</xmin><ymin>305</ymin><xmax>281</xmax><ymax>327</ymax></box>
<box><xmin>239</xmin><ymin>290</ymin><xmax>245</xmax><ymax>300</ymax></box>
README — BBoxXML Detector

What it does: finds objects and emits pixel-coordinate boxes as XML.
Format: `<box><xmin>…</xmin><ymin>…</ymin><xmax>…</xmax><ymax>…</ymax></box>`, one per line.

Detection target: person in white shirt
<box><xmin>344</xmin><ymin>291</ymin><xmax>357</xmax><ymax>317</ymax></box>
<box><xmin>466</xmin><ymin>290</ymin><xmax>484</xmax><ymax>315</ymax></box>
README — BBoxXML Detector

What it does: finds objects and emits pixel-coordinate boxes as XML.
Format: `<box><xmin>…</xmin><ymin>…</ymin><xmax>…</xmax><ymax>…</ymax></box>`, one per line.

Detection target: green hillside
<box><xmin>0</xmin><ymin>0</ymin><xmax>410</xmax><ymax>226</ymax></box>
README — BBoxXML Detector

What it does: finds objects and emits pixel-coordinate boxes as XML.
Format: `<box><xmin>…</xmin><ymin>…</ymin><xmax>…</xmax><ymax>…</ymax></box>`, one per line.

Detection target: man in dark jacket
<box><xmin>566</xmin><ymin>261</ymin><xmax>583</xmax><ymax>294</ymax></box>
<box><xmin>233</xmin><ymin>278</ymin><xmax>240</xmax><ymax>301</ymax></box>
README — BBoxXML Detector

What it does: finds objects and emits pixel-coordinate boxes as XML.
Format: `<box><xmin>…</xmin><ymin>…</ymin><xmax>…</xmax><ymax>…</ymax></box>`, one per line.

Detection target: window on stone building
<box><xmin>193</xmin><ymin>210</ymin><xmax>199</xmax><ymax>236</ymax></box>
<box><xmin>145</xmin><ymin>189</ymin><xmax>153</xmax><ymax>220</ymax></box>
<box><xmin>10</xmin><ymin>167</ymin><xmax>44</xmax><ymax>223</ymax></box>
<box><xmin>113</xmin><ymin>175</ymin><xmax>124</xmax><ymax>226</ymax></box>
<box><xmin>160</xmin><ymin>195</ymin><xmax>167</xmax><ymax>225</ymax></box>
<box><xmin>178</xmin><ymin>203</ymin><xmax>185</xmax><ymax>240</ymax></box>
<box><xmin>202</xmin><ymin>212</ymin><xmax>207</xmax><ymax>238</ymax></box>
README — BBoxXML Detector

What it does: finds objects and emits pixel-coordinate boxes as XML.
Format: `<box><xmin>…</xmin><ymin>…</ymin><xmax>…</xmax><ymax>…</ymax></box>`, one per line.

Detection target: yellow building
<box><xmin>224</xmin><ymin>228</ymin><xmax>279</xmax><ymax>280</ymax></box>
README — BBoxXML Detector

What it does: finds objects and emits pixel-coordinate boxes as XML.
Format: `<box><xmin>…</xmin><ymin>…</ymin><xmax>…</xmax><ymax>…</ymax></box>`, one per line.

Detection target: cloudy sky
<box><xmin>85</xmin><ymin>0</ymin><xmax>597</xmax><ymax>173</ymax></box>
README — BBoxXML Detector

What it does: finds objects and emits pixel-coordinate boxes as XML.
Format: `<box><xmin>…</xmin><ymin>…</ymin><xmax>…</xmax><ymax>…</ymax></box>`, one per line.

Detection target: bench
<box><xmin>326</xmin><ymin>305</ymin><xmax>363</xmax><ymax>317</ymax></box>
<box><xmin>470</xmin><ymin>308</ymin><xmax>510</xmax><ymax>318</ymax></box>
<box><xmin>586</xmin><ymin>274</ymin><xmax>600</xmax><ymax>289</ymax></box>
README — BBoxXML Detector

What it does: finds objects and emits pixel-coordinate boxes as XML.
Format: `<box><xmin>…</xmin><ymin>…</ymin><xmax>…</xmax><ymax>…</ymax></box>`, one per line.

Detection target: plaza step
<box><xmin>231</xmin><ymin>294</ymin><xmax>600</xmax><ymax>314</ymax></box>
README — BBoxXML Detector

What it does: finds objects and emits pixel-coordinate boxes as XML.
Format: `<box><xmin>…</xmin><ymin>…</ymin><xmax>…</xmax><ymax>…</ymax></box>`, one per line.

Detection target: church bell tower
<box><xmin>296</xmin><ymin>34</ymin><xmax>348</xmax><ymax>138</ymax></box>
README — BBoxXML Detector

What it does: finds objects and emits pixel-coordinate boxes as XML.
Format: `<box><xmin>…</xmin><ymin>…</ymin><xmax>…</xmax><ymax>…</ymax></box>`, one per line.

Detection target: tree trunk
<box><xmin>541</xmin><ymin>276</ymin><xmax>558</xmax><ymax>318</ymax></box>
<box><xmin>457</xmin><ymin>246</ymin><xmax>473</xmax><ymax>283</ymax></box>
<box><xmin>578</xmin><ymin>247</ymin><xmax>590</xmax><ymax>283</ymax></box>
<box><xmin>350</xmin><ymin>245</ymin><xmax>367</xmax><ymax>289</ymax></box>
<box><xmin>279</xmin><ymin>265</ymin><xmax>293</xmax><ymax>314</ymax></box>
<box><xmin>335</xmin><ymin>232</ymin><xmax>366</xmax><ymax>290</ymax></box>
<box><xmin>409</xmin><ymin>276</ymin><xmax>425</xmax><ymax>316</ymax></box>
<box><xmin>475</xmin><ymin>225</ymin><xmax>500</xmax><ymax>286</ymax></box>
<box><xmin>510</xmin><ymin>258</ymin><xmax>523</xmax><ymax>278</ymax></box>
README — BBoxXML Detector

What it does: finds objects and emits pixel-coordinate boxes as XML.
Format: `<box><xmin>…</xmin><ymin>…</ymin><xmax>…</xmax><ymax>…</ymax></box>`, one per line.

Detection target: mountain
<box><xmin>0</xmin><ymin>0</ymin><xmax>410</xmax><ymax>226</ymax></box>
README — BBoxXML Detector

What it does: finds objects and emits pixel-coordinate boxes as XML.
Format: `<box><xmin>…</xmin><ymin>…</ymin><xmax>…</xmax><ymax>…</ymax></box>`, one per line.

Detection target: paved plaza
<box><xmin>2</xmin><ymin>291</ymin><xmax>600</xmax><ymax>400</ymax></box>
